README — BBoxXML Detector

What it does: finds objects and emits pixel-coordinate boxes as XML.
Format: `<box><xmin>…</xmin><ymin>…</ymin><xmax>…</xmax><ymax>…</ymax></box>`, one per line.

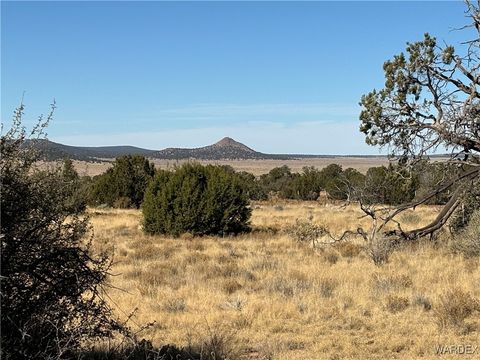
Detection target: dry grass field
<box><xmin>60</xmin><ymin>156</ymin><xmax>453</xmax><ymax>177</ymax></box>
<box><xmin>149</xmin><ymin>158</ymin><xmax>392</xmax><ymax>176</ymax></box>
<box><xmin>72</xmin><ymin>157</ymin><xmax>393</xmax><ymax>177</ymax></box>
<box><xmin>90</xmin><ymin>202</ymin><xmax>480</xmax><ymax>359</ymax></box>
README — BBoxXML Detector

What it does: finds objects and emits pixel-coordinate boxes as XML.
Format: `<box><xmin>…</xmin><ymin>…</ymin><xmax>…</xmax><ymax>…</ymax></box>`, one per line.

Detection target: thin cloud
<box><xmin>138</xmin><ymin>102</ymin><xmax>360</xmax><ymax>122</ymax></box>
<box><xmin>53</xmin><ymin>120</ymin><xmax>383</xmax><ymax>155</ymax></box>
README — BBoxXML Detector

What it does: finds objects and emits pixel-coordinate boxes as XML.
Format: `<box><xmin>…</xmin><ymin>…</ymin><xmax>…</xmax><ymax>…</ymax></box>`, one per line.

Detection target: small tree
<box><xmin>259</xmin><ymin>165</ymin><xmax>295</xmax><ymax>197</ymax></box>
<box><xmin>142</xmin><ymin>163</ymin><xmax>251</xmax><ymax>236</ymax></box>
<box><xmin>235</xmin><ymin>171</ymin><xmax>268</xmax><ymax>201</ymax></box>
<box><xmin>411</xmin><ymin>160</ymin><xmax>458</xmax><ymax>205</ymax></box>
<box><xmin>61</xmin><ymin>158</ymin><xmax>89</xmax><ymax>213</ymax></box>
<box><xmin>358</xmin><ymin>1</ymin><xmax>480</xmax><ymax>242</ymax></box>
<box><xmin>339</xmin><ymin>167</ymin><xmax>366</xmax><ymax>201</ymax></box>
<box><xmin>89</xmin><ymin>155</ymin><xmax>155</xmax><ymax>208</ymax></box>
<box><xmin>363</xmin><ymin>165</ymin><xmax>418</xmax><ymax>205</ymax></box>
<box><xmin>1</xmin><ymin>104</ymin><xmax>119</xmax><ymax>358</ymax></box>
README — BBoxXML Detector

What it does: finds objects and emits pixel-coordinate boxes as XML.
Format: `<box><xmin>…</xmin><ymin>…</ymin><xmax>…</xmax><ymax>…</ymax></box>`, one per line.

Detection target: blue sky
<box><xmin>1</xmin><ymin>1</ymin><xmax>468</xmax><ymax>154</ymax></box>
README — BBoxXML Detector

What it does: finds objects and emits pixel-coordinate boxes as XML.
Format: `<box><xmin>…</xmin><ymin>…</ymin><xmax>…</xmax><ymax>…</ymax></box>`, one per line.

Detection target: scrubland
<box><xmin>91</xmin><ymin>202</ymin><xmax>479</xmax><ymax>359</ymax></box>
<box><xmin>72</xmin><ymin>157</ymin><xmax>392</xmax><ymax>177</ymax></box>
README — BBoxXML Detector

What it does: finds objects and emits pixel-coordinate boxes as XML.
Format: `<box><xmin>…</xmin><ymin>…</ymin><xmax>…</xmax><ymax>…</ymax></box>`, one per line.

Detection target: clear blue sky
<box><xmin>1</xmin><ymin>1</ymin><xmax>468</xmax><ymax>154</ymax></box>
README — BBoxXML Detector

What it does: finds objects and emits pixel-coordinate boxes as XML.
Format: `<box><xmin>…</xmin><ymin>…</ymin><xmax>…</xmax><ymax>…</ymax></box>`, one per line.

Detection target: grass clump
<box><xmin>317</xmin><ymin>277</ymin><xmax>338</xmax><ymax>298</ymax></box>
<box><xmin>164</xmin><ymin>298</ymin><xmax>187</xmax><ymax>313</ymax></box>
<box><xmin>412</xmin><ymin>293</ymin><xmax>432</xmax><ymax>311</ymax></box>
<box><xmin>450</xmin><ymin>210</ymin><xmax>480</xmax><ymax>258</ymax></box>
<box><xmin>434</xmin><ymin>288</ymin><xmax>479</xmax><ymax>331</ymax></box>
<box><xmin>334</xmin><ymin>242</ymin><xmax>363</xmax><ymax>258</ymax></box>
<box><xmin>371</xmin><ymin>273</ymin><xmax>413</xmax><ymax>294</ymax></box>
<box><xmin>385</xmin><ymin>295</ymin><xmax>409</xmax><ymax>313</ymax></box>
<box><xmin>287</xmin><ymin>219</ymin><xmax>327</xmax><ymax>247</ymax></box>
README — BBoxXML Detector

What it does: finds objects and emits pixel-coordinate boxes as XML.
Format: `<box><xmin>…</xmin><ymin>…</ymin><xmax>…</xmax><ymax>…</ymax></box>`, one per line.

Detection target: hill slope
<box><xmin>25</xmin><ymin>139</ymin><xmax>157</xmax><ymax>161</ymax></box>
<box><xmin>154</xmin><ymin>137</ymin><xmax>289</xmax><ymax>160</ymax></box>
<box><xmin>25</xmin><ymin>137</ymin><xmax>395</xmax><ymax>161</ymax></box>
<box><xmin>28</xmin><ymin>137</ymin><xmax>299</xmax><ymax>161</ymax></box>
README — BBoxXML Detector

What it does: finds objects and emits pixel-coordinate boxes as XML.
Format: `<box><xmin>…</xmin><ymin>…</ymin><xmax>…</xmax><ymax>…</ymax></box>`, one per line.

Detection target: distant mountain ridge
<box><xmin>24</xmin><ymin>139</ymin><xmax>157</xmax><ymax>161</ymax></box>
<box><xmin>26</xmin><ymin>137</ymin><xmax>296</xmax><ymax>161</ymax></box>
<box><xmin>26</xmin><ymin>137</ymin><xmax>405</xmax><ymax>161</ymax></box>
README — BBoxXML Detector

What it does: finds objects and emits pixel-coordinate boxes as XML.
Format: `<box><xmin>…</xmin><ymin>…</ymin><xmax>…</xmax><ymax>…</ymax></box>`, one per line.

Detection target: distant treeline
<box><xmin>66</xmin><ymin>155</ymin><xmax>461</xmax><ymax>211</ymax></box>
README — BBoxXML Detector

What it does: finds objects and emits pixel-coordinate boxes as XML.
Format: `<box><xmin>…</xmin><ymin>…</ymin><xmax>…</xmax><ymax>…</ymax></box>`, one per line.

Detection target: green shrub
<box><xmin>142</xmin><ymin>163</ymin><xmax>251</xmax><ymax>236</ymax></box>
<box><xmin>89</xmin><ymin>155</ymin><xmax>155</xmax><ymax>208</ymax></box>
<box><xmin>320</xmin><ymin>163</ymin><xmax>345</xmax><ymax>200</ymax></box>
<box><xmin>1</xmin><ymin>104</ymin><xmax>119</xmax><ymax>359</ymax></box>
<box><xmin>259</xmin><ymin>165</ymin><xmax>296</xmax><ymax>198</ymax></box>
<box><xmin>364</xmin><ymin>165</ymin><xmax>418</xmax><ymax>205</ymax></box>
<box><xmin>235</xmin><ymin>171</ymin><xmax>267</xmax><ymax>200</ymax></box>
<box><xmin>61</xmin><ymin>158</ymin><xmax>89</xmax><ymax>212</ymax></box>
<box><xmin>285</xmin><ymin>166</ymin><xmax>322</xmax><ymax>200</ymax></box>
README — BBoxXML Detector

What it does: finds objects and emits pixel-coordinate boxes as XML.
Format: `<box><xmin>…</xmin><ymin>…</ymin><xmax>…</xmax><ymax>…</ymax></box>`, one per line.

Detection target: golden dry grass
<box><xmin>90</xmin><ymin>203</ymin><xmax>480</xmax><ymax>359</ymax></box>
<box><xmin>149</xmin><ymin>158</ymin><xmax>392</xmax><ymax>176</ymax></box>
<box><xmin>72</xmin><ymin>157</ymin><xmax>393</xmax><ymax>177</ymax></box>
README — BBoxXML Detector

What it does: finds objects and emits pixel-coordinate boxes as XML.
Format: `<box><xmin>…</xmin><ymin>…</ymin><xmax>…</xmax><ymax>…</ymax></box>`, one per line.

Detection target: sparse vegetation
<box><xmin>3</xmin><ymin>3</ymin><xmax>479</xmax><ymax>359</ymax></box>
<box><xmin>87</xmin><ymin>204</ymin><xmax>480</xmax><ymax>359</ymax></box>
<box><xmin>434</xmin><ymin>288</ymin><xmax>480</xmax><ymax>331</ymax></box>
<box><xmin>451</xmin><ymin>210</ymin><xmax>480</xmax><ymax>258</ymax></box>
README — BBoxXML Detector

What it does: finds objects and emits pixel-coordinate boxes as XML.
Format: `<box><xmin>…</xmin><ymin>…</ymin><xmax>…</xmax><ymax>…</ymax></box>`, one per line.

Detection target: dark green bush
<box><xmin>236</xmin><ymin>171</ymin><xmax>267</xmax><ymax>200</ymax></box>
<box><xmin>319</xmin><ymin>164</ymin><xmax>344</xmax><ymax>199</ymax></box>
<box><xmin>89</xmin><ymin>155</ymin><xmax>155</xmax><ymax>208</ymax></box>
<box><xmin>142</xmin><ymin>163</ymin><xmax>251</xmax><ymax>236</ymax></box>
<box><xmin>61</xmin><ymin>158</ymin><xmax>89</xmax><ymax>213</ymax></box>
<box><xmin>338</xmin><ymin>167</ymin><xmax>366</xmax><ymax>201</ymax></box>
<box><xmin>286</xmin><ymin>167</ymin><xmax>323</xmax><ymax>200</ymax></box>
<box><xmin>363</xmin><ymin>165</ymin><xmax>418</xmax><ymax>205</ymax></box>
<box><xmin>258</xmin><ymin>164</ymin><xmax>366</xmax><ymax>201</ymax></box>
<box><xmin>1</xmin><ymin>104</ymin><xmax>119</xmax><ymax>359</ymax></box>
<box><xmin>259</xmin><ymin>165</ymin><xmax>296</xmax><ymax>197</ymax></box>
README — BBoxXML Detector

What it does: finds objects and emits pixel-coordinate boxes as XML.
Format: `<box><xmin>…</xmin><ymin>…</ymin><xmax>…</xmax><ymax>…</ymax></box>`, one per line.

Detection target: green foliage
<box><xmin>412</xmin><ymin>160</ymin><xmax>457</xmax><ymax>205</ymax></box>
<box><xmin>319</xmin><ymin>164</ymin><xmax>346</xmax><ymax>200</ymax></box>
<box><xmin>258</xmin><ymin>164</ymin><xmax>367</xmax><ymax>201</ymax></box>
<box><xmin>236</xmin><ymin>171</ymin><xmax>268</xmax><ymax>200</ymax></box>
<box><xmin>240</xmin><ymin>161</ymin><xmax>460</xmax><ymax>206</ymax></box>
<box><xmin>341</xmin><ymin>167</ymin><xmax>366</xmax><ymax>200</ymax></box>
<box><xmin>89</xmin><ymin>155</ymin><xmax>155</xmax><ymax>208</ymax></box>
<box><xmin>61</xmin><ymin>158</ymin><xmax>89</xmax><ymax>213</ymax></box>
<box><xmin>359</xmin><ymin>2</ymin><xmax>479</xmax><ymax>240</ymax></box>
<box><xmin>358</xmin><ymin>32</ymin><xmax>480</xmax><ymax>159</ymax></box>
<box><xmin>1</xmin><ymin>105</ymin><xmax>118</xmax><ymax>359</ymax></box>
<box><xmin>363</xmin><ymin>165</ymin><xmax>417</xmax><ymax>205</ymax></box>
<box><xmin>290</xmin><ymin>166</ymin><xmax>322</xmax><ymax>200</ymax></box>
<box><xmin>142</xmin><ymin>163</ymin><xmax>251</xmax><ymax>236</ymax></box>
<box><xmin>259</xmin><ymin>165</ymin><xmax>295</xmax><ymax>197</ymax></box>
